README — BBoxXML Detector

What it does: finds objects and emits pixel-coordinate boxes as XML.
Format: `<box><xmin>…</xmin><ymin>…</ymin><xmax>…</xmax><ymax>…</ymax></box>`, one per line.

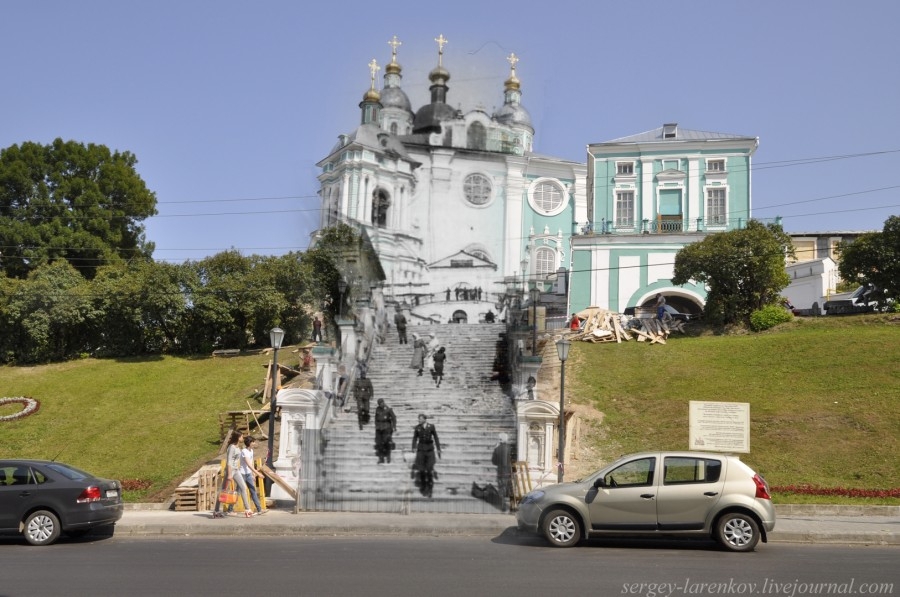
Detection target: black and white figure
<box><xmin>410</xmin><ymin>333</ymin><xmax>426</xmax><ymax>376</ymax></box>
<box><xmin>492</xmin><ymin>432</ymin><xmax>512</xmax><ymax>512</ymax></box>
<box><xmin>411</xmin><ymin>414</ymin><xmax>441</xmax><ymax>497</ymax></box>
<box><xmin>374</xmin><ymin>398</ymin><xmax>397</xmax><ymax>464</ymax></box>
<box><xmin>431</xmin><ymin>346</ymin><xmax>446</xmax><ymax>387</ymax></box>
<box><xmin>353</xmin><ymin>370</ymin><xmax>374</xmax><ymax>431</ymax></box>
<box><xmin>394</xmin><ymin>309</ymin><xmax>408</xmax><ymax>344</ymax></box>
<box><xmin>472</xmin><ymin>432</ymin><xmax>513</xmax><ymax>512</ymax></box>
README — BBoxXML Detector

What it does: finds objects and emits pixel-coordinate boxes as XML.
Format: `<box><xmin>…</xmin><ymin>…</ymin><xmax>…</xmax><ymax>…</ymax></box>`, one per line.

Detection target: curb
<box><xmin>124</xmin><ymin>503</ymin><xmax>900</xmax><ymax>516</ymax></box>
<box><xmin>115</xmin><ymin>506</ymin><xmax>900</xmax><ymax>545</ymax></box>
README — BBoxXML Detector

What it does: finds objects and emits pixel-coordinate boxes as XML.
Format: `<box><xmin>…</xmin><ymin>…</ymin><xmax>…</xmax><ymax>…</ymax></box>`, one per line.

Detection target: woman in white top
<box><xmin>240</xmin><ymin>436</ymin><xmax>266</xmax><ymax>514</ymax></box>
<box><xmin>212</xmin><ymin>429</ymin><xmax>252</xmax><ymax>518</ymax></box>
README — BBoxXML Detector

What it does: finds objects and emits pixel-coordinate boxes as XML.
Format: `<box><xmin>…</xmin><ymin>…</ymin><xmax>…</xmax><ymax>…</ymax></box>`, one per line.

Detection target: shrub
<box><xmin>749</xmin><ymin>304</ymin><xmax>793</xmax><ymax>331</ymax></box>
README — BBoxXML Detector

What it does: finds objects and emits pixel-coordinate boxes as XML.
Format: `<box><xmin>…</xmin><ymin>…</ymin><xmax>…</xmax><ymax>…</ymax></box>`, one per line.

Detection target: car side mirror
<box><xmin>593</xmin><ymin>478</ymin><xmax>606</xmax><ymax>489</ymax></box>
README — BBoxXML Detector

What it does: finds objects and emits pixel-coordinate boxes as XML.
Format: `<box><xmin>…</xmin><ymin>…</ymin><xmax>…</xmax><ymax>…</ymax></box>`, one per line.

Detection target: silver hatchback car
<box><xmin>516</xmin><ymin>451</ymin><xmax>775</xmax><ymax>551</ymax></box>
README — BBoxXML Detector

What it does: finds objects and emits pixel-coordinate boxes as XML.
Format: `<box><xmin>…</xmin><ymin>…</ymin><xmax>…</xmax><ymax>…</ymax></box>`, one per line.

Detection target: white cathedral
<box><xmin>313</xmin><ymin>35</ymin><xmax>762</xmax><ymax>322</ymax></box>
<box><xmin>314</xmin><ymin>35</ymin><xmax>588</xmax><ymax>324</ymax></box>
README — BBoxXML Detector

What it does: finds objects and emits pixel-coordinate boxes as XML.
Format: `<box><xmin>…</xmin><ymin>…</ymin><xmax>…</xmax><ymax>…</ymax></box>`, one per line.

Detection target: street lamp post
<box><xmin>266</xmin><ymin>328</ymin><xmax>285</xmax><ymax>482</ymax></box>
<box><xmin>529</xmin><ymin>286</ymin><xmax>540</xmax><ymax>356</ymax></box>
<box><xmin>337</xmin><ymin>279</ymin><xmax>348</xmax><ymax>319</ymax></box>
<box><xmin>555</xmin><ymin>337</ymin><xmax>570</xmax><ymax>483</ymax></box>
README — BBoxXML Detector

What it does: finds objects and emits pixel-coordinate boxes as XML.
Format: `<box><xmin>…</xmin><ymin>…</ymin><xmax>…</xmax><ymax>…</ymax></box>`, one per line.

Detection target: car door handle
<box><xmin>640</xmin><ymin>494</ymin><xmax>655</xmax><ymax>499</ymax></box>
<box><xmin>703</xmin><ymin>491</ymin><xmax>719</xmax><ymax>497</ymax></box>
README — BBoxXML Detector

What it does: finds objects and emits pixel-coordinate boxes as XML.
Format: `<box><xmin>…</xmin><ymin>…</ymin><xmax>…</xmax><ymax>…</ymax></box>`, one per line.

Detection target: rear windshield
<box><xmin>45</xmin><ymin>462</ymin><xmax>91</xmax><ymax>481</ymax></box>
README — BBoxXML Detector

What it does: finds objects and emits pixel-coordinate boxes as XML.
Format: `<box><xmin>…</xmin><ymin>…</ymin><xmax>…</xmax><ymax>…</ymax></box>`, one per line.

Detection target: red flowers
<box><xmin>0</xmin><ymin>397</ymin><xmax>41</xmax><ymax>422</ymax></box>
<box><xmin>772</xmin><ymin>485</ymin><xmax>900</xmax><ymax>499</ymax></box>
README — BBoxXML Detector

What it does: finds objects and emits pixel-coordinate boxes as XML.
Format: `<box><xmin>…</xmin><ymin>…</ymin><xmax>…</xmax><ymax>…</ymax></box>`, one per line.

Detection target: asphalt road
<box><xmin>0</xmin><ymin>535</ymin><xmax>896</xmax><ymax>597</ymax></box>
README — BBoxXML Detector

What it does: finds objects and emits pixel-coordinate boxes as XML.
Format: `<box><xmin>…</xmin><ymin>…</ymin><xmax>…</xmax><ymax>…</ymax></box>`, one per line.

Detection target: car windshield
<box><xmin>45</xmin><ymin>462</ymin><xmax>92</xmax><ymax>481</ymax></box>
<box><xmin>576</xmin><ymin>454</ymin><xmax>635</xmax><ymax>483</ymax></box>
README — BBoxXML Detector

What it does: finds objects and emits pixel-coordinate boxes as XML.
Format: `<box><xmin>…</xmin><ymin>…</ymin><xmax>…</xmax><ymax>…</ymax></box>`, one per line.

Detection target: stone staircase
<box><xmin>311</xmin><ymin>323</ymin><xmax>517</xmax><ymax>513</ymax></box>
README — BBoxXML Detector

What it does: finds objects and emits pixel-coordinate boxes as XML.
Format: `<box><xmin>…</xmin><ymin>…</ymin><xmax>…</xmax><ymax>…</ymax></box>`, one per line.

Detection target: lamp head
<box><xmin>270</xmin><ymin>327</ymin><xmax>285</xmax><ymax>349</ymax></box>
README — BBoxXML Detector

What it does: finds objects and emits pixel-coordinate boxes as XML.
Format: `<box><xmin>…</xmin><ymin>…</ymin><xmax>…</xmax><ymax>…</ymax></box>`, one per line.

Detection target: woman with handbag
<box><xmin>212</xmin><ymin>429</ymin><xmax>253</xmax><ymax>518</ymax></box>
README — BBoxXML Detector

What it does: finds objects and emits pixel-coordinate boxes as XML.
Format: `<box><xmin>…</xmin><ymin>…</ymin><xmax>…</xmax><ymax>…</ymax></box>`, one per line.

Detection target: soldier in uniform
<box><xmin>353</xmin><ymin>370</ymin><xmax>374</xmax><ymax>431</ymax></box>
<box><xmin>373</xmin><ymin>398</ymin><xmax>397</xmax><ymax>464</ymax></box>
<box><xmin>411</xmin><ymin>413</ymin><xmax>441</xmax><ymax>497</ymax></box>
<box><xmin>492</xmin><ymin>433</ymin><xmax>513</xmax><ymax>512</ymax></box>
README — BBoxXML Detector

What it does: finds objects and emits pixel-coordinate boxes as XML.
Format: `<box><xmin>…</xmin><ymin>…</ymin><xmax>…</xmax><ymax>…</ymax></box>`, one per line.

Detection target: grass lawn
<box><xmin>567</xmin><ymin>313</ymin><xmax>900</xmax><ymax>504</ymax></box>
<box><xmin>0</xmin><ymin>352</ymin><xmax>273</xmax><ymax>501</ymax></box>
<box><xmin>1</xmin><ymin>314</ymin><xmax>897</xmax><ymax>505</ymax></box>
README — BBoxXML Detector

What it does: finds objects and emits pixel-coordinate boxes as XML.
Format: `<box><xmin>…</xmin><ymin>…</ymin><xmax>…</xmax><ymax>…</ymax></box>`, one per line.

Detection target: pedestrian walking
<box><xmin>432</xmin><ymin>346</ymin><xmax>446</xmax><ymax>387</ymax></box>
<box><xmin>394</xmin><ymin>309</ymin><xmax>408</xmax><ymax>344</ymax></box>
<box><xmin>374</xmin><ymin>398</ymin><xmax>397</xmax><ymax>464</ymax></box>
<box><xmin>353</xmin><ymin>369</ymin><xmax>374</xmax><ymax>430</ymax></box>
<box><xmin>240</xmin><ymin>436</ymin><xmax>267</xmax><ymax>515</ymax></box>
<box><xmin>312</xmin><ymin>316</ymin><xmax>323</xmax><ymax>342</ymax></box>
<box><xmin>492</xmin><ymin>433</ymin><xmax>513</xmax><ymax>512</ymax></box>
<box><xmin>410</xmin><ymin>333</ymin><xmax>426</xmax><ymax>376</ymax></box>
<box><xmin>411</xmin><ymin>414</ymin><xmax>441</xmax><ymax>498</ymax></box>
<box><xmin>212</xmin><ymin>429</ymin><xmax>252</xmax><ymax>518</ymax></box>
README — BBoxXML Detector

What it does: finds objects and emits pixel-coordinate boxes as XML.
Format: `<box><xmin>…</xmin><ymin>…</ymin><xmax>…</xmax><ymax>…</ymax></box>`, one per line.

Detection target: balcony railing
<box><xmin>580</xmin><ymin>217</ymin><xmax>782</xmax><ymax>236</ymax></box>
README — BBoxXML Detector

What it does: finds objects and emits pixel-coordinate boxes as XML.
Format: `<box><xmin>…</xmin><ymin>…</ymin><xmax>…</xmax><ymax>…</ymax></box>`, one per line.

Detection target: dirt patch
<box><xmin>535</xmin><ymin>337</ymin><xmax>614</xmax><ymax>481</ymax></box>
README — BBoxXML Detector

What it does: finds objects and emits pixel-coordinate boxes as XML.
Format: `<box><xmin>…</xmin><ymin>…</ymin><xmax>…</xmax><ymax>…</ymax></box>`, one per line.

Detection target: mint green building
<box><xmin>571</xmin><ymin>123</ymin><xmax>759</xmax><ymax>315</ymax></box>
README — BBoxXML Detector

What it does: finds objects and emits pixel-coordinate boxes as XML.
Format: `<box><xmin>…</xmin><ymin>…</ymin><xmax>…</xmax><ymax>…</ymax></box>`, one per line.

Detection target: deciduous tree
<box><xmin>0</xmin><ymin>139</ymin><xmax>157</xmax><ymax>279</ymax></box>
<box><xmin>837</xmin><ymin>215</ymin><xmax>900</xmax><ymax>306</ymax></box>
<box><xmin>672</xmin><ymin>220</ymin><xmax>794</xmax><ymax>325</ymax></box>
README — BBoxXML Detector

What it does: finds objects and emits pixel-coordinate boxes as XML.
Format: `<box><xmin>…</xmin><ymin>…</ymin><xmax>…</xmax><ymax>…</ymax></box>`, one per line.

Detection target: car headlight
<box><xmin>520</xmin><ymin>490</ymin><xmax>545</xmax><ymax>505</ymax></box>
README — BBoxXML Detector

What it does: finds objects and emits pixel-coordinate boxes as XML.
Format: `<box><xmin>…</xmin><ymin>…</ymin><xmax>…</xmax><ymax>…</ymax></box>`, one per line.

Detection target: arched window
<box><xmin>467</xmin><ymin>122</ymin><xmax>486</xmax><ymax>150</ymax></box>
<box><xmin>390</xmin><ymin>122</ymin><xmax>398</xmax><ymax>135</ymax></box>
<box><xmin>534</xmin><ymin>247</ymin><xmax>556</xmax><ymax>276</ymax></box>
<box><xmin>372</xmin><ymin>189</ymin><xmax>390</xmax><ymax>228</ymax></box>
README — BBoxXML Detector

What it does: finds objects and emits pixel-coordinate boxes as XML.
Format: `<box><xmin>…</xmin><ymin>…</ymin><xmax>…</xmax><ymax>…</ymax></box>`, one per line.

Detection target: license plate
<box><xmin>106</xmin><ymin>490</ymin><xmax>118</xmax><ymax>498</ymax></box>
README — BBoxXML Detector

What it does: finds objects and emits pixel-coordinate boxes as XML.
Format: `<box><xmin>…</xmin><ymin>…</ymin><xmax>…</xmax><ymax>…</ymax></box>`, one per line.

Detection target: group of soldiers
<box><xmin>351</xmin><ymin>370</ymin><xmax>442</xmax><ymax>496</ymax></box>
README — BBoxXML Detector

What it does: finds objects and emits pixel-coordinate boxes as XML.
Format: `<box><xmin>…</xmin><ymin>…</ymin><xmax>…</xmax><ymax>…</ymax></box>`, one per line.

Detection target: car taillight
<box><xmin>753</xmin><ymin>474</ymin><xmax>771</xmax><ymax>500</ymax></box>
<box><xmin>76</xmin><ymin>486</ymin><xmax>102</xmax><ymax>503</ymax></box>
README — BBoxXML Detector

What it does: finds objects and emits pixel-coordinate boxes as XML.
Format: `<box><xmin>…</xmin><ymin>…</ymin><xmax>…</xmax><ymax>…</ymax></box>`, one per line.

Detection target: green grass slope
<box><xmin>567</xmin><ymin>314</ymin><xmax>900</xmax><ymax>503</ymax></box>
<box><xmin>1</xmin><ymin>315</ymin><xmax>897</xmax><ymax>504</ymax></box>
<box><xmin>1</xmin><ymin>353</ymin><xmax>270</xmax><ymax>501</ymax></box>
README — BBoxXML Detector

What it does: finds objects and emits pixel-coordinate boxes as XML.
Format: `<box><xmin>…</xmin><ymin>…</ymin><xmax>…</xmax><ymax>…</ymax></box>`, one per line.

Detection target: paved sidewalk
<box><xmin>116</xmin><ymin>504</ymin><xmax>900</xmax><ymax>545</ymax></box>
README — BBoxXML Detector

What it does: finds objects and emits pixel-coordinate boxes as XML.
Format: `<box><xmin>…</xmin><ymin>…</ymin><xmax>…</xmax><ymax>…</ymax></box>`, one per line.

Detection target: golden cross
<box><xmin>435</xmin><ymin>34</ymin><xmax>448</xmax><ymax>66</ymax></box>
<box><xmin>368</xmin><ymin>58</ymin><xmax>380</xmax><ymax>88</ymax></box>
<box><xmin>507</xmin><ymin>52</ymin><xmax>519</xmax><ymax>73</ymax></box>
<box><xmin>388</xmin><ymin>35</ymin><xmax>402</xmax><ymax>61</ymax></box>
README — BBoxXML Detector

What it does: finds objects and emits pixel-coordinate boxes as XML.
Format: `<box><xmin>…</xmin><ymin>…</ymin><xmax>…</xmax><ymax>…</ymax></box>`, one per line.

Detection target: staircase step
<box><xmin>313</xmin><ymin>323</ymin><xmax>517</xmax><ymax>513</ymax></box>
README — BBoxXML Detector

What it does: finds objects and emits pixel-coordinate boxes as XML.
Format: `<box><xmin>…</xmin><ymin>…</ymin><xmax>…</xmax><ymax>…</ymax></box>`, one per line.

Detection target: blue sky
<box><xmin>3</xmin><ymin>0</ymin><xmax>899</xmax><ymax>263</ymax></box>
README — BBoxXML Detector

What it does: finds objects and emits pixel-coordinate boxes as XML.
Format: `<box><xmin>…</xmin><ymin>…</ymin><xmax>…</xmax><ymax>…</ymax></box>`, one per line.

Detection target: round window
<box><xmin>463</xmin><ymin>173</ymin><xmax>492</xmax><ymax>206</ymax></box>
<box><xmin>531</xmin><ymin>180</ymin><xmax>564</xmax><ymax>214</ymax></box>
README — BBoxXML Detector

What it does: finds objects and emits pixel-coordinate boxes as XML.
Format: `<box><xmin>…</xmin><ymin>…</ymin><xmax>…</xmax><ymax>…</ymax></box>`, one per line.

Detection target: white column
<box><xmin>544</xmin><ymin>421</ymin><xmax>555</xmax><ymax>479</ymax></box>
<box><xmin>688</xmin><ymin>157</ymin><xmax>700</xmax><ymax>230</ymax></box>
<box><xmin>640</xmin><ymin>158</ymin><xmax>654</xmax><ymax>227</ymax></box>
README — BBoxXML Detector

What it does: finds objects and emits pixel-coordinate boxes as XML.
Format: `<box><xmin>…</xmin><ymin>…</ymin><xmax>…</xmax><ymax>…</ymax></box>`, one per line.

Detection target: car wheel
<box><xmin>542</xmin><ymin>509</ymin><xmax>582</xmax><ymax>548</ymax></box>
<box><xmin>24</xmin><ymin>510</ymin><xmax>61</xmax><ymax>546</ymax></box>
<box><xmin>715</xmin><ymin>512</ymin><xmax>760</xmax><ymax>552</ymax></box>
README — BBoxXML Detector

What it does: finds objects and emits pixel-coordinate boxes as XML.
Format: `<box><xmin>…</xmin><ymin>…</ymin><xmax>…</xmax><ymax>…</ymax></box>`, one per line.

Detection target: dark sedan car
<box><xmin>0</xmin><ymin>460</ymin><xmax>124</xmax><ymax>545</ymax></box>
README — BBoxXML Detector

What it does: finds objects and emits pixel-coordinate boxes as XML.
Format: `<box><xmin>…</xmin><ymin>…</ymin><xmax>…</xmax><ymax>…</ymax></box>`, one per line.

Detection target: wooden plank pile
<box><xmin>173</xmin><ymin>465</ymin><xmax>219</xmax><ymax>511</ymax></box>
<box><xmin>218</xmin><ymin>410</ymin><xmax>263</xmax><ymax>439</ymax></box>
<box><xmin>511</xmin><ymin>461</ymin><xmax>533</xmax><ymax>512</ymax></box>
<box><xmin>569</xmin><ymin>307</ymin><xmax>684</xmax><ymax>346</ymax></box>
